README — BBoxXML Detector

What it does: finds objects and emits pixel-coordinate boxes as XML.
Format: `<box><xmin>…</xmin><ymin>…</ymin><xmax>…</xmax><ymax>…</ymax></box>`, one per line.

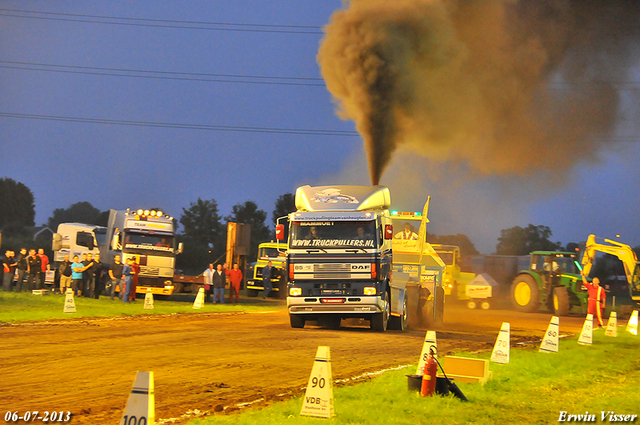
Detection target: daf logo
<box><xmin>351</xmin><ymin>264</ymin><xmax>370</xmax><ymax>271</ymax></box>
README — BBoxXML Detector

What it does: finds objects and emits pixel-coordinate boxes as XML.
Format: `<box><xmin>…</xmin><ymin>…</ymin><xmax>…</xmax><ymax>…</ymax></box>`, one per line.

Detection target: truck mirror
<box><xmin>177</xmin><ymin>242</ymin><xmax>184</xmax><ymax>254</ymax></box>
<box><xmin>52</xmin><ymin>234</ymin><xmax>63</xmax><ymax>251</ymax></box>
<box><xmin>385</xmin><ymin>224</ymin><xmax>393</xmax><ymax>240</ymax></box>
<box><xmin>276</xmin><ymin>224</ymin><xmax>285</xmax><ymax>240</ymax></box>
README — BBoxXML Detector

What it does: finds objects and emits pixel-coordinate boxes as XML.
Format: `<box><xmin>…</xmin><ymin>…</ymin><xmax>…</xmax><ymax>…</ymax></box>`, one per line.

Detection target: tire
<box><xmin>553</xmin><ymin>286</ymin><xmax>571</xmax><ymax>316</ymax></box>
<box><xmin>511</xmin><ymin>274</ymin><xmax>540</xmax><ymax>313</ymax></box>
<box><xmin>371</xmin><ymin>293</ymin><xmax>390</xmax><ymax>332</ymax></box>
<box><xmin>191</xmin><ymin>284</ymin><xmax>201</xmax><ymax>295</ymax></box>
<box><xmin>173</xmin><ymin>282</ymin><xmax>183</xmax><ymax>294</ymax></box>
<box><xmin>290</xmin><ymin>314</ymin><xmax>305</xmax><ymax>329</ymax></box>
<box><xmin>389</xmin><ymin>291</ymin><xmax>409</xmax><ymax>331</ymax></box>
<box><xmin>247</xmin><ymin>289</ymin><xmax>259</xmax><ymax>298</ymax></box>
<box><xmin>480</xmin><ymin>300</ymin><xmax>491</xmax><ymax>310</ymax></box>
<box><xmin>467</xmin><ymin>300</ymin><xmax>477</xmax><ymax>309</ymax></box>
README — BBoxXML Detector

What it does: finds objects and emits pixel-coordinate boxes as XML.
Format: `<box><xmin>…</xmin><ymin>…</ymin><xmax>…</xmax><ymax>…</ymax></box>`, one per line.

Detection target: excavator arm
<box><xmin>581</xmin><ymin>235</ymin><xmax>640</xmax><ymax>300</ymax></box>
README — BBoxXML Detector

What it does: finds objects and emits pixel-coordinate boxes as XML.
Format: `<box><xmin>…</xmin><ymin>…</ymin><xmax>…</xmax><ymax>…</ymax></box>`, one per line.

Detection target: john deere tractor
<box><xmin>510</xmin><ymin>251</ymin><xmax>588</xmax><ymax>315</ymax></box>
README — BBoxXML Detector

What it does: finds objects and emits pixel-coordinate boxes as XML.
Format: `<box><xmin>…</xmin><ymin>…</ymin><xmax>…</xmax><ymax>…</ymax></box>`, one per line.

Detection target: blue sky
<box><xmin>1</xmin><ymin>1</ymin><xmax>638</xmax><ymax>254</ymax></box>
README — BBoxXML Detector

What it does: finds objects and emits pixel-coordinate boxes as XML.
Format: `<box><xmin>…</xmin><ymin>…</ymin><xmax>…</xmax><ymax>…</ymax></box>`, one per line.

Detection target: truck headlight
<box><xmin>363</xmin><ymin>287</ymin><xmax>376</xmax><ymax>296</ymax></box>
<box><xmin>289</xmin><ymin>287</ymin><xmax>302</xmax><ymax>296</ymax></box>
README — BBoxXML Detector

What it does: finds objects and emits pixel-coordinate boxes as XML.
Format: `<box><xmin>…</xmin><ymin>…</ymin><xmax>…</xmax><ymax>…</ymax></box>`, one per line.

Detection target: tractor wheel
<box><xmin>553</xmin><ymin>286</ymin><xmax>571</xmax><ymax>316</ymax></box>
<box><xmin>370</xmin><ymin>292</ymin><xmax>390</xmax><ymax>332</ymax></box>
<box><xmin>511</xmin><ymin>274</ymin><xmax>539</xmax><ymax>313</ymax></box>
<box><xmin>290</xmin><ymin>314</ymin><xmax>305</xmax><ymax>329</ymax></box>
<box><xmin>467</xmin><ymin>300</ymin><xmax>477</xmax><ymax>309</ymax></box>
<box><xmin>480</xmin><ymin>300</ymin><xmax>492</xmax><ymax>310</ymax></box>
<box><xmin>389</xmin><ymin>291</ymin><xmax>409</xmax><ymax>331</ymax></box>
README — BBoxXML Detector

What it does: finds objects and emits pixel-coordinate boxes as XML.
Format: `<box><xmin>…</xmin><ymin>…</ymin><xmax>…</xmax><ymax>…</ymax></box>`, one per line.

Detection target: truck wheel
<box><xmin>290</xmin><ymin>314</ymin><xmax>305</xmax><ymax>329</ymax></box>
<box><xmin>173</xmin><ymin>282</ymin><xmax>183</xmax><ymax>294</ymax></box>
<box><xmin>553</xmin><ymin>286</ymin><xmax>571</xmax><ymax>316</ymax></box>
<box><xmin>511</xmin><ymin>274</ymin><xmax>539</xmax><ymax>313</ymax></box>
<box><xmin>191</xmin><ymin>284</ymin><xmax>201</xmax><ymax>295</ymax></box>
<box><xmin>371</xmin><ymin>294</ymin><xmax>390</xmax><ymax>332</ymax></box>
<box><xmin>247</xmin><ymin>289</ymin><xmax>259</xmax><ymax>297</ymax></box>
<box><xmin>389</xmin><ymin>291</ymin><xmax>408</xmax><ymax>331</ymax></box>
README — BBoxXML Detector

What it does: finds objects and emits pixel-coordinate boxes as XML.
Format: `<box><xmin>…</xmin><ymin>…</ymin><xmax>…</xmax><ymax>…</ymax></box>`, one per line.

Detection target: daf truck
<box><xmin>280</xmin><ymin>185</ymin><xmax>444</xmax><ymax>331</ymax></box>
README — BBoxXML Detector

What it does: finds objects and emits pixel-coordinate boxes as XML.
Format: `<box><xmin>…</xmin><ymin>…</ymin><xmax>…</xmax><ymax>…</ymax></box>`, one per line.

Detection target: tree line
<box><xmin>1</xmin><ymin>177</ymin><xmax>638</xmax><ymax>271</ymax></box>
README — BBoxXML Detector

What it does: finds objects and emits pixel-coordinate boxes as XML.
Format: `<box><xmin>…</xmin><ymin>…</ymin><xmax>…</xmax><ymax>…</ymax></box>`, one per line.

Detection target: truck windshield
<box><xmin>289</xmin><ymin>221</ymin><xmax>377</xmax><ymax>249</ymax></box>
<box><xmin>123</xmin><ymin>232</ymin><xmax>175</xmax><ymax>255</ymax></box>
<box><xmin>258</xmin><ymin>247</ymin><xmax>286</xmax><ymax>260</ymax></box>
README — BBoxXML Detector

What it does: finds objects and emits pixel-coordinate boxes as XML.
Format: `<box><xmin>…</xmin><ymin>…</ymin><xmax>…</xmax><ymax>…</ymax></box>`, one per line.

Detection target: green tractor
<box><xmin>510</xmin><ymin>251</ymin><xmax>588</xmax><ymax>315</ymax></box>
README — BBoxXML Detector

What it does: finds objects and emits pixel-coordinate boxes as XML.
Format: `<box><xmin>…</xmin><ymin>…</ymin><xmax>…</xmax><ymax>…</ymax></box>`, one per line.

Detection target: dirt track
<box><xmin>0</xmin><ymin>300</ymin><xmax>590</xmax><ymax>424</ymax></box>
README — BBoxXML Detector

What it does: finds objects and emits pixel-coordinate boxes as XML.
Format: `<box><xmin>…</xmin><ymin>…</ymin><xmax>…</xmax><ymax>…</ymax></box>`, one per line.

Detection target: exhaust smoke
<box><xmin>318</xmin><ymin>0</ymin><xmax>640</xmax><ymax>185</ymax></box>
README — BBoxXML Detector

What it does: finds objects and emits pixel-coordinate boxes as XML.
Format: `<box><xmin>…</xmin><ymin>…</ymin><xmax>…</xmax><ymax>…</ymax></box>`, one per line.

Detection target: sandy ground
<box><xmin>0</xmin><ymin>298</ymin><xmax>592</xmax><ymax>424</ymax></box>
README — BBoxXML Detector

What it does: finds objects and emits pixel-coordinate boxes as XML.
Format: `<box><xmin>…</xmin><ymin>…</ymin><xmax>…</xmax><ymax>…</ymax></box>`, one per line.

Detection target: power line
<box><xmin>0</xmin><ymin>112</ymin><xmax>360</xmax><ymax>137</ymax></box>
<box><xmin>0</xmin><ymin>61</ymin><xmax>326</xmax><ymax>87</ymax></box>
<box><xmin>0</xmin><ymin>8</ymin><xmax>325</xmax><ymax>34</ymax></box>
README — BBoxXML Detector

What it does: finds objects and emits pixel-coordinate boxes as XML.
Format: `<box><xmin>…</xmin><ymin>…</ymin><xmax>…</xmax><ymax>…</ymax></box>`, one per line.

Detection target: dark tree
<box><xmin>428</xmin><ymin>233</ymin><xmax>479</xmax><ymax>257</ymax></box>
<box><xmin>47</xmin><ymin>201</ymin><xmax>101</xmax><ymax>230</ymax></box>
<box><xmin>495</xmin><ymin>224</ymin><xmax>562</xmax><ymax>255</ymax></box>
<box><xmin>226</xmin><ymin>200</ymin><xmax>270</xmax><ymax>261</ymax></box>
<box><xmin>0</xmin><ymin>178</ymin><xmax>35</xmax><ymax>228</ymax></box>
<box><xmin>178</xmin><ymin>198</ymin><xmax>225</xmax><ymax>271</ymax></box>
<box><xmin>272</xmin><ymin>192</ymin><xmax>296</xmax><ymax>240</ymax></box>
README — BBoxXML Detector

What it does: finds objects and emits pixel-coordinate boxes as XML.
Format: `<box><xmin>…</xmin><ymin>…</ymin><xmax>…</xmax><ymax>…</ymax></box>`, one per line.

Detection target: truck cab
<box><xmin>430</xmin><ymin>244</ymin><xmax>475</xmax><ymax>301</ymax></box>
<box><xmin>245</xmin><ymin>242</ymin><xmax>287</xmax><ymax>298</ymax></box>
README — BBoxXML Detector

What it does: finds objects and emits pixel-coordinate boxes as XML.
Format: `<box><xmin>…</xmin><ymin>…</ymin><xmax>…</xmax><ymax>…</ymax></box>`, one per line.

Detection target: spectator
<box><xmin>122</xmin><ymin>258</ymin><xmax>133</xmax><ymax>303</ymax></box>
<box><xmin>37</xmin><ymin>248</ymin><xmax>50</xmax><ymax>290</ymax></box>
<box><xmin>91</xmin><ymin>253</ymin><xmax>104</xmax><ymax>299</ymax></box>
<box><xmin>202</xmin><ymin>263</ymin><xmax>215</xmax><ymax>304</ymax></box>
<box><xmin>227</xmin><ymin>263</ymin><xmax>243</xmax><ymax>303</ymax></box>
<box><xmin>129</xmin><ymin>258</ymin><xmax>140</xmax><ymax>301</ymax></box>
<box><xmin>58</xmin><ymin>254</ymin><xmax>73</xmax><ymax>294</ymax></box>
<box><xmin>2</xmin><ymin>250</ymin><xmax>15</xmax><ymax>292</ymax></box>
<box><xmin>71</xmin><ymin>255</ymin><xmax>84</xmax><ymax>296</ymax></box>
<box><xmin>262</xmin><ymin>261</ymin><xmax>272</xmax><ymax>299</ymax></box>
<box><xmin>108</xmin><ymin>255</ymin><xmax>124</xmax><ymax>301</ymax></box>
<box><xmin>83</xmin><ymin>253</ymin><xmax>94</xmax><ymax>298</ymax></box>
<box><xmin>26</xmin><ymin>249</ymin><xmax>41</xmax><ymax>291</ymax></box>
<box><xmin>212</xmin><ymin>263</ymin><xmax>226</xmax><ymax>304</ymax></box>
<box><xmin>14</xmin><ymin>248</ymin><xmax>27</xmax><ymax>292</ymax></box>
<box><xmin>80</xmin><ymin>254</ymin><xmax>89</xmax><ymax>296</ymax></box>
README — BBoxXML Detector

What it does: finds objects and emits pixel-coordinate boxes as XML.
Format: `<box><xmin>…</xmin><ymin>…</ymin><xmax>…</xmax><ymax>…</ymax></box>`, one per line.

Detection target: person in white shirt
<box><xmin>395</xmin><ymin>223</ymin><xmax>418</xmax><ymax>240</ymax></box>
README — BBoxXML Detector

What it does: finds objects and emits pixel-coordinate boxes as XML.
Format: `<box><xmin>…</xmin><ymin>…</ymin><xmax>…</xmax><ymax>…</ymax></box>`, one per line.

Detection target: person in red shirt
<box><xmin>129</xmin><ymin>258</ymin><xmax>141</xmax><ymax>301</ymax></box>
<box><xmin>37</xmin><ymin>248</ymin><xmax>50</xmax><ymax>290</ymax></box>
<box><xmin>581</xmin><ymin>273</ymin><xmax>606</xmax><ymax>328</ymax></box>
<box><xmin>227</xmin><ymin>263</ymin><xmax>243</xmax><ymax>303</ymax></box>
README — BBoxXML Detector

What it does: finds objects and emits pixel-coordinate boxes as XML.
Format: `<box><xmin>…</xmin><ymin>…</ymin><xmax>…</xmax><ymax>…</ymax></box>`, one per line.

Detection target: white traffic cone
<box><xmin>300</xmin><ymin>346</ymin><xmax>334</xmax><ymax>418</ymax></box>
<box><xmin>416</xmin><ymin>331</ymin><xmax>437</xmax><ymax>375</ymax></box>
<box><xmin>491</xmin><ymin>322</ymin><xmax>510</xmax><ymax>364</ymax></box>
<box><xmin>605</xmin><ymin>312</ymin><xmax>618</xmax><ymax>337</ymax></box>
<box><xmin>144</xmin><ymin>289</ymin><xmax>154</xmax><ymax>310</ymax></box>
<box><xmin>578</xmin><ymin>314</ymin><xmax>593</xmax><ymax>345</ymax></box>
<box><xmin>63</xmin><ymin>288</ymin><xmax>76</xmax><ymax>313</ymax></box>
<box><xmin>540</xmin><ymin>316</ymin><xmax>560</xmax><ymax>353</ymax></box>
<box><xmin>120</xmin><ymin>371</ymin><xmax>155</xmax><ymax>425</ymax></box>
<box><xmin>193</xmin><ymin>288</ymin><xmax>205</xmax><ymax>309</ymax></box>
<box><xmin>626</xmin><ymin>310</ymin><xmax>638</xmax><ymax>335</ymax></box>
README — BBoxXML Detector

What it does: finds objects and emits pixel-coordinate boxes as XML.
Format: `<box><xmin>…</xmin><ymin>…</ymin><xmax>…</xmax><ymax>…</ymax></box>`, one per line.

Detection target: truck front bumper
<box><xmin>287</xmin><ymin>295</ymin><xmax>383</xmax><ymax>315</ymax></box>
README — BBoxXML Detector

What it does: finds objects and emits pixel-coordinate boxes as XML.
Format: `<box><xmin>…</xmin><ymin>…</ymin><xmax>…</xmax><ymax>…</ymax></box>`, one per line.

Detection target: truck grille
<box><xmin>314</xmin><ymin>263</ymin><xmax>350</xmax><ymax>279</ymax></box>
<box><xmin>140</xmin><ymin>266</ymin><xmax>160</xmax><ymax>276</ymax></box>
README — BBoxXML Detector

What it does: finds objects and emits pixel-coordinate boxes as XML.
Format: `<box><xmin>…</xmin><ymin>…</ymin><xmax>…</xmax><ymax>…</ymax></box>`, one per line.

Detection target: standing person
<box><xmin>129</xmin><ymin>258</ymin><xmax>140</xmax><ymax>301</ymax></box>
<box><xmin>26</xmin><ymin>249</ymin><xmax>41</xmax><ymax>291</ymax></box>
<box><xmin>37</xmin><ymin>248</ymin><xmax>50</xmax><ymax>290</ymax></box>
<box><xmin>82</xmin><ymin>254</ymin><xmax>94</xmax><ymax>298</ymax></box>
<box><xmin>122</xmin><ymin>258</ymin><xmax>133</xmax><ymax>303</ymax></box>
<box><xmin>79</xmin><ymin>254</ymin><xmax>89</xmax><ymax>296</ymax></box>
<box><xmin>581</xmin><ymin>273</ymin><xmax>606</xmax><ymax>328</ymax></box>
<box><xmin>2</xmin><ymin>250</ymin><xmax>15</xmax><ymax>292</ymax></box>
<box><xmin>14</xmin><ymin>248</ymin><xmax>27</xmax><ymax>292</ymax></box>
<box><xmin>91</xmin><ymin>253</ymin><xmax>104</xmax><ymax>299</ymax></box>
<box><xmin>58</xmin><ymin>254</ymin><xmax>73</xmax><ymax>294</ymax></box>
<box><xmin>262</xmin><ymin>261</ymin><xmax>272</xmax><ymax>299</ymax></box>
<box><xmin>202</xmin><ymin>263</ymin><xmax>215</xmax><ymax>304</ymax></box>
<box><xmin>212</xmin><ymin>263</ymin><xmax>226</xmax><ymax>304</ymax></box>
<box><xmin>71</xmin><ymin>255</ymin><xmax>85</xmax><ymax>296</ymax></box>
<box><xmin>108</xmin><ymin>255</ymin><xmax>124</xmax><ymax>301</ymax></box>
<box><xmin>227</xmin><ymin>263</ymin><xmax>243</xmax><ymax>303</ymax></box>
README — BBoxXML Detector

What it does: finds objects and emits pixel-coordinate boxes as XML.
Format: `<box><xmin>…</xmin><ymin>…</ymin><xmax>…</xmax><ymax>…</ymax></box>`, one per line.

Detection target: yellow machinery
<box><xmin>581</xmin><ymin>234</ymin><xmax>640</xmax><ymax>304</ymax></box>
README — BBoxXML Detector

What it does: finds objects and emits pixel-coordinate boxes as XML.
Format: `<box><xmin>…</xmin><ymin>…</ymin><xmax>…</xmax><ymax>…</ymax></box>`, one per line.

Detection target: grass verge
<box><xmin>187</xmin><ymin>331</ymin><xmax>640</xmax><ymax>425</ymax></box>
<box><xmin>0</xmin><ymin>292</ymin><xmax>283</xmax><ymax>323</ymax></box>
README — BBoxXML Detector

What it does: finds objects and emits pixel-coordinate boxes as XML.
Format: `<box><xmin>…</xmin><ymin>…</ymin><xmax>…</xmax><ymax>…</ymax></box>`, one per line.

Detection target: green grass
<box><xmin>187</xmin><ymin>332</ymin><xmax>640</xmax><ymax>425</ymax></box>
<box><xmin>0</xmin><ymin>292</ymin><xmax>284</xmax><ymax>323</ymax></box>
